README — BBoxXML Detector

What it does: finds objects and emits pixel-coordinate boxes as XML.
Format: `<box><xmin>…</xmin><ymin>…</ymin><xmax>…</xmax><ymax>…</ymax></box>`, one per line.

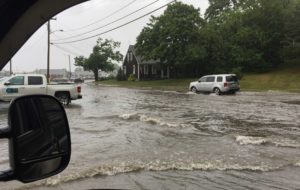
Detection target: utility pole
<box><xmin>68</xmin><ymin>55</ymin><xmax>72</xmax><ymax>79</ymax></box>
<box><xmin>9</xmin><ymin>59</ymin><xmax>12</xmax><ymax>75</ymax></box>
<box><xmin>47</xmin><ymin>18</ymin><xmax>60</xmax><ymax>83</ymax></box>
<box><xmin>47</xmin><ymin>21</ymin><xmax>50</xmax><ymax>83</ymax></box>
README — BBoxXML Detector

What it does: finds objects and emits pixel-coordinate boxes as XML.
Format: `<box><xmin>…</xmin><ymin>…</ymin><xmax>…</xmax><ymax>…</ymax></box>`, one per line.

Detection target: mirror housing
<box><xmin>4</xmin><ymin>81</ymin><xmax>10</xmax><ymax>86</ymax></box>
<box><xmin>0</xmin><ymin>95</ymin><xmax>71</xmax><ymax>183</ymax></box>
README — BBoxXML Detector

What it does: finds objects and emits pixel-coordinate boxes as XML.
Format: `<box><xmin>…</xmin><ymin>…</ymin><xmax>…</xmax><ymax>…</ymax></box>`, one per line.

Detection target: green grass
<box><xmin>97</xmin><ymin>66</ymin><xmax>300</xmax><ymax>93</ymax></box>
<box><xmin>240</xmin><ymin>66</ymin><xmax>300</xmax><ymax>92</ymax></box>
<box><xmin>97</xmin><ymin>78</ymin><xmax>195</xmax><ymax>92</ymax></box>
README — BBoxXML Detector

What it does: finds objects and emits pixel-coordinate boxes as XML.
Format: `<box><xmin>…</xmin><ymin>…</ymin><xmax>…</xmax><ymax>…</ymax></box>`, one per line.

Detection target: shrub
<box><xmin>128</xmin><ymin>74</ymin><xmax>136</xmax><ymax>81</ymax></box>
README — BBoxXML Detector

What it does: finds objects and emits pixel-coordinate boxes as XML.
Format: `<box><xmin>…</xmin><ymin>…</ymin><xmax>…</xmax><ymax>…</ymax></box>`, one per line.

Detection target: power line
<box><xmin>53</xmin><ymin>33</ymin><xmax>91</xmax><ymax>54</ymax></box>
<box><xmin>63</xmin><ymin>0</ymin><xmax>138</xmax><ymax>32</ymax></box>
<box><xmin>52</xmin><ymin>44</ymin><xmax>81</xmax><ymax>56</ymax></box>
<box><xmin>53</xmin><ymin>0</ymin><xmax>161</xmax><ymax>42</ymax></box>
<box><xmin>68</xmin><ymin>43</ymin><xmax>90</xmax><ymax>55</ymax></box>
<box><xmin>52</xmin><ymin>0</ymin><xmax>175</xmax><ymax>44</ymax></box>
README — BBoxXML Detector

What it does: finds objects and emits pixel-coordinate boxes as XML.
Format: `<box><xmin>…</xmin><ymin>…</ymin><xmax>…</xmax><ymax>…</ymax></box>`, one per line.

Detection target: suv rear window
<box><xmin>217</xmin><ymin>76</ymin><xmax>223</xmax><ymax>82</ymax></box>
<box><xmin>226</xmin><ymin>76</ymin><xmax>238</xmax><ymax>82</ymax></box>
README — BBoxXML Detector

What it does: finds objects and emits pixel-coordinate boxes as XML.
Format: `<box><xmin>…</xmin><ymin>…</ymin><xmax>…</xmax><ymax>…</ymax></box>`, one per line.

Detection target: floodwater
<box><xmin>1</xmin><ymin>83</ymin><xmax>300</xmax><ymax>189</ymax></box>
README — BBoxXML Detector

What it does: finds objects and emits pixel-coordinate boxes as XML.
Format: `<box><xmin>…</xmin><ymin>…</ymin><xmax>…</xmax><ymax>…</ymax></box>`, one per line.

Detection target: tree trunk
<box><xmin>93</xmin><ymin>69</ymin><xmax>99</xmax><ymax>81</ymax></box>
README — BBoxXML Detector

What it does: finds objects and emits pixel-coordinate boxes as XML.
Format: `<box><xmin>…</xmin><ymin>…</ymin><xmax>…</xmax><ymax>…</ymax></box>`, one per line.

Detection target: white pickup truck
<box><xmin>0</xmin><ymin>74</ymin><xmax>82</xmax><ymax>105</ymax></box>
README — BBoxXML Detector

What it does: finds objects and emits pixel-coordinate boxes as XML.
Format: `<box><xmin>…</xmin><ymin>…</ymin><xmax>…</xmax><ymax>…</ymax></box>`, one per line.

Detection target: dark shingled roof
<box><xmin>127</xmin><ymin>45</ymin><xmax>160</xmax><ymax>65</ymax></box>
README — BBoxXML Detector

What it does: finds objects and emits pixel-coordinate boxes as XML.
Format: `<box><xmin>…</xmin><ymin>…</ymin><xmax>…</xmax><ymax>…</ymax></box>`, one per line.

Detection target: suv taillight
<box><xmin>224</xmin><ymin>82</ymin><xmax>228</xmax><ymax>87</ymax></box>
<box><xmin>77</xmin><ymin>86</ymin><xmax>81</xmax><ymax>93</ymax></box>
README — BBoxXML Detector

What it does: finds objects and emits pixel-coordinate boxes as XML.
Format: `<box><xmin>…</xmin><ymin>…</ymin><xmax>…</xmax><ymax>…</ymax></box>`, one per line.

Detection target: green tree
<box><xmin>75</xmin><ymin>38</ymin><xmax>123</xmax><ymax>81</ymax></box>
<box><xmin>135</xmin><ymin>2</ymin><xmax>204</xmax><ymax>78</ymax></box>
<box><xmin>203</xmin><ymin>0</ymin><xmax>293</xmax><ymax>73</ymax></box>
<box><xmin>282</xmin><ymin>0</ymin><xmax>300</xmax><ymax>62</ymax></box>
<box><xmin>204</xmin><ymin>0</ymin><xmax>238</xmax><ymax>20</ymax></box>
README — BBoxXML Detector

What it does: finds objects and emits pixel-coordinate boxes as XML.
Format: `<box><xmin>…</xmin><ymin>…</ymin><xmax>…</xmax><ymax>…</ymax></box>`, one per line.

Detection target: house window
<box><xmin>127</xmin><ymin>52</ymin><xmax>133</xmax><ymax>62</ymax></box>
<box><xmin>144</xmin><ymin>65</ymin><xmax>149</xmax><ymax>75</ymax></box>
<box><xmin>130</xmin><ymin>52</ymin><xmax>133</xmax><ymax>61</ymax></box>
<box><xmin>152</xmin><ymin>65</ymin><xmax>157</xmax><ymax>74</ymax></box>
<box><xmin>123</xmin><ymin>66</ymin><xmax>126</xmax><ymax>75</ymax></box>
<box><xmin>133</xmin><ymin>65</ymin><xmax>136</xmax><ymax>75</ymax></box>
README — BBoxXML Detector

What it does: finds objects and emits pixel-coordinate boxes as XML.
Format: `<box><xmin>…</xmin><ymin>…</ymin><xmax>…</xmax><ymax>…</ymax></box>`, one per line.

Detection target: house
<box><xmin>122</xmin><ymin>45</ymin><xmax>172</xmax><ymax>80</ymax></box>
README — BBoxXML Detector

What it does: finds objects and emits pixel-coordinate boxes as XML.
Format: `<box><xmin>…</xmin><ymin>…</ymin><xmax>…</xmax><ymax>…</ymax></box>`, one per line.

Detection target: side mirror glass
<box><xmin>0</xmin><ymin>95</ymin><xmax>71</xmax><ymax>183</ymax></box>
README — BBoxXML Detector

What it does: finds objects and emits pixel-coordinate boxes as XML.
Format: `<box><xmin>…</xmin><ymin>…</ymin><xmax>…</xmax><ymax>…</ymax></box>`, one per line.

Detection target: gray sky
<box><xmin>4</xmin><ymin>0</ymin><xmax>209</xmax><ymax>72</ymax></box>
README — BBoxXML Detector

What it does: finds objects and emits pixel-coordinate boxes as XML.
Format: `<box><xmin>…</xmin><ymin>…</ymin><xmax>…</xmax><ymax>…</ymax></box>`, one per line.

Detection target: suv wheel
<box><xmin>191</xmin><ymin>86</ymin><xmax>197</xmax><ymax>93</ymax></box>
<box><xmin>213</xmin><ymin>88</ymin><xmax>221</xmax><ymax>95</ymax></box>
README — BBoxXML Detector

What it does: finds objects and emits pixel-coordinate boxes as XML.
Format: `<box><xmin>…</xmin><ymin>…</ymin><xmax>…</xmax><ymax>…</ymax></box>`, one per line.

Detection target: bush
<box><xmin>128</xmin><ymin>74</ymin><xmax>136</xmax><ymax>81</ymax></box>
<box><xmin>231</xmin><ymin>67</ymin><xmax>244</xmax><ymax>80</ymax></box>
<box><xmin>116</xmin><ymin>68</ymin><xmax>126</xmax><ymax>81</ymax></box>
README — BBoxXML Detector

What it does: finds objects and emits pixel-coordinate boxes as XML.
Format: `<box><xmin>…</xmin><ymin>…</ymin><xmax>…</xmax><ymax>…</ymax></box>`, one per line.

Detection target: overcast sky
<box><xmin>4</xmin><ymin>0</ymin><xmax>209</xmax><ymax>72</ymax></box>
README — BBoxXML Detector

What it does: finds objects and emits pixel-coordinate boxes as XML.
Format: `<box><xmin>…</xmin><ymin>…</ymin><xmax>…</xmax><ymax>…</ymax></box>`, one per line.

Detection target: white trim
<box><xmin>123</xmin><ymin>65</ymin><xmax>126</xmax><ymax>75</ymax></box>
<box><xmin>137</xmin><ymin>63</ymin><xmax>140</xmax><ymax>80</ymax></box>
<box><xmin>133</xmin><ymin>65</ymin><xmax>136</xmax><ymax>75</ymax></box>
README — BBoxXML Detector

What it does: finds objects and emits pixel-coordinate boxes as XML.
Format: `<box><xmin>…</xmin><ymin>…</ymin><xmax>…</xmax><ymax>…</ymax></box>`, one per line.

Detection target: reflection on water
<box><xmin>0</xmin><ymin>83</ymin><xmax>300</xmax><ymax>189</ymax></box>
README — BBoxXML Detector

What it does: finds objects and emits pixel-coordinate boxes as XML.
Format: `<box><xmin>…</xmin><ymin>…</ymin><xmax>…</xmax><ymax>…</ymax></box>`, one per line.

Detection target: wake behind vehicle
<box><xmin>0</xmin><ymin>74</ymin><xmax>82</xmax><ymax>105</ymax></box>
<box><xmin>189</xmin><ymin>74</ymin><xmax>240</xmax><ymax>95</ymax></box>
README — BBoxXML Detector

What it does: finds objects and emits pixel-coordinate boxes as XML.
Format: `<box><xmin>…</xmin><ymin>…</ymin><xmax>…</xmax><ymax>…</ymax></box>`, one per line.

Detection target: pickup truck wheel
<box><xmin>191</xmin><ymin>87</ymin><xmax>197</xmax><ymax>93</ymax></box>
<box><xmin>213</xmin><ymin>88</ymin><xmax>221</xmax><ymax>95</ymax></box>
<box><xmin>56</xmin><ymin>93</ymin><xmax>70</xmax><ymax>105</ymax></box>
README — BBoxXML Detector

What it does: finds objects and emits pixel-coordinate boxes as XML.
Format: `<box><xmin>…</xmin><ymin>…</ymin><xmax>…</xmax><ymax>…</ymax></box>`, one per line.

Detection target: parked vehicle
<box><xmin>51</xmin><ymin>78</ymin><xmax>72</xmax><ymax>84</ymax></box>
<box><xmin>70</xmin><ymin>77</ymin><xmax>84</xmax><ymax>83</ymax></box>
<box><xmin>189</xmin><ymin>74</ymin><xmax>240</xmax><ymax>95</ymax></box>
<box><xmin>0</xmin><ymin>74</ymin><xmax>82</xmax><ymax>105</ymax></box>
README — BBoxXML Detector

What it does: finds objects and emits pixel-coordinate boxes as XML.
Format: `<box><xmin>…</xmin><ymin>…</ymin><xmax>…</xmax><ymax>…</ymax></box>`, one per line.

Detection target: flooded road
<box><xmin>1</xmin><ymin>83</ymin><xmax>300</xmax><ymax>189</ymax></box>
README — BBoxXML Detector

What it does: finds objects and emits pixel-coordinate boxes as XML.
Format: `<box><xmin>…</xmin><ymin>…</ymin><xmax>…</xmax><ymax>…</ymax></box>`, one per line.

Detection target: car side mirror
<box><xmin>0</xmin><ymin>95</ymin><xmax>71</xmax><ymax>183</ymax></box>
<box><xmin>4</xmin><ymin>81</ymin><xmax>10</xmax><ymax>85</ymax></box>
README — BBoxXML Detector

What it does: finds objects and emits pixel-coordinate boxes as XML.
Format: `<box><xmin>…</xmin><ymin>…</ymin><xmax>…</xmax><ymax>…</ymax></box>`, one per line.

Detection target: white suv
<box><xmin>189</xmin><ymin>74</ymin><xmax>240</xmax><ymax>95</ymax></box>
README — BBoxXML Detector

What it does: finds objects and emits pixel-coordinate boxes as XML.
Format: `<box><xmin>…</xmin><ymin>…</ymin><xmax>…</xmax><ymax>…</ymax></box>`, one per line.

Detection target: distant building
<box><xmin>0</xmin><ymin>70</ymin><xmax>11</xmax><ymax>77</ymax></box>
<box><xmin>74</xmin><ymin>67</ymin><xmax>94</xmax><ymax>79</ymax></box>
<box><xmin>99</xmin><ymin>64</ymin><xmax>119</xmax><ymax>78</ymax></box>
<box><xmin>122</xmin><ymin>45</ymin><xmax>172</xmax><ymax>80</ymax></box>
<box><xmin>35</xmin><ymin>69</ymin><xmax>68</xmax><ymax>79</ymax></box>
<box><xmin>74</xmin><ymin>66</ymin><xmax>119</xmax><ymax>79</ymax></box>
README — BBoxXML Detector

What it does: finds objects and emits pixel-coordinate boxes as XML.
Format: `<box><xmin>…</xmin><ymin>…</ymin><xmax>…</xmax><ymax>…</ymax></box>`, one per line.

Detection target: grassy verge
<box><xmin>97</xmin><ymin>78</ymin><xmax>195</xmax><ymax>92</ymax></box>
<box><xmin>97</xmin><ymin>66</ymin><xmax>300</xmax><ymax>93</ymax></box>
<box><xmin>240</xmin><ymin>66</ymin><xmax>300</xmax><ymax>92</ymax></box>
